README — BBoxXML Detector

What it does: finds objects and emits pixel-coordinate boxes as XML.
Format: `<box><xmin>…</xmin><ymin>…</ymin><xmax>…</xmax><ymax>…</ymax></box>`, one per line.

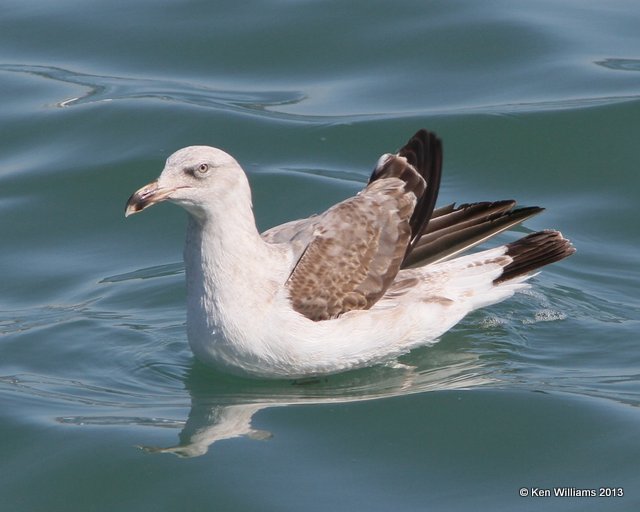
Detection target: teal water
<box><xmin>1</xmin><ymin>1</ymin><xmax>639</xmax><ymax>510</ymax></box>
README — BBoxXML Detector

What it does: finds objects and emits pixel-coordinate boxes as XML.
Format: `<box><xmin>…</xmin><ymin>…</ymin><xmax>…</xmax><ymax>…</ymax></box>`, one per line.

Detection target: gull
<box><xmin>125</xmin><ymin>129</ymin><xmax>574</xmax><ymax>379</ymax></box>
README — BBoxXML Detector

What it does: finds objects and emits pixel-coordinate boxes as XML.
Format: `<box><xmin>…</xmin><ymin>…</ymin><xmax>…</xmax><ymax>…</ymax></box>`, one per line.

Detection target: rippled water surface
<box><xmin>1</xmin><ymin>1</ymin><xmax>639</xmax><ymax>510</ymax></box>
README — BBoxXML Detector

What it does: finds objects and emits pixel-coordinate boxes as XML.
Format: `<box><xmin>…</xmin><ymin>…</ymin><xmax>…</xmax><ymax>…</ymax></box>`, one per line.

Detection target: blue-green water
<box><xmin>1</xmin><ymin>1</ymin><xmax>639</xmax><ymax>510</ymax></box>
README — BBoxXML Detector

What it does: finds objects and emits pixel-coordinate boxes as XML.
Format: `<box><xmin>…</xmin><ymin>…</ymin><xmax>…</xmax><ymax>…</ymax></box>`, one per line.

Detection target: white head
<box><xmin>125</xmin><ymin>146</ymin><xmax>250</xmax><ymax>221</ymax></box>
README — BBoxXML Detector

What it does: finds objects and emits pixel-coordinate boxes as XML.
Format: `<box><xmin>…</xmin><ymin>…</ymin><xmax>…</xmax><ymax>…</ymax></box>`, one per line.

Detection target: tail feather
<box><xmin>495</xmin><ymin>230</ymin><xmax>576</xmax><ymax>284</ymax></box>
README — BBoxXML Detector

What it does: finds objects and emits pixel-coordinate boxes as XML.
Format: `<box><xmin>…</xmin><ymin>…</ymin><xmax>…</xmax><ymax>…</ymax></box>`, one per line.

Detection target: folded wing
<box><xmin>284</xmin><ymin>130</ymin><xmax>441</xmax><ymax>321</ymax></box>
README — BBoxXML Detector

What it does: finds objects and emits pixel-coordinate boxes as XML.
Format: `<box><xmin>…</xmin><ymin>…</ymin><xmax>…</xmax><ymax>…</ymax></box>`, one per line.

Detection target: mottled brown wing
<box><xmin>285</xmin><ymin>176</ymin><xmax>419</xmax><ymax>321</ymax></box>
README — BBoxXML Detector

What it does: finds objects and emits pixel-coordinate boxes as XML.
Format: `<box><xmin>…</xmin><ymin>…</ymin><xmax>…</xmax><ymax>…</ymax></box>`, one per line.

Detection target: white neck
<box><xmin>182</xmin><ymin>178</ymin><xmax>282</xmax><ymax>353</ymax></box>
<box><xmin>184</xmin><ymin>199</ymin><xmax>267</xmax><ymax>291</ymax></box>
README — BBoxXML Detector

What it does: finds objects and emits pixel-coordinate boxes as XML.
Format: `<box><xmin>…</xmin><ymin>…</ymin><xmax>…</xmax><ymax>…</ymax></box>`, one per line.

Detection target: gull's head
<box><xmin>125</xmin><ymin>146</ymin><xmax>247</xmax><ymax>220</ymax></box>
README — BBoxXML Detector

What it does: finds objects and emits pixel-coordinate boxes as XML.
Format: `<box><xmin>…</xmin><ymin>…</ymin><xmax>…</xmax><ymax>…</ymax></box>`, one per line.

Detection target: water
<box><xmin>1</xmin><ymin>0</ymin><xmax>639</xmax><ymax>510</ymax></box>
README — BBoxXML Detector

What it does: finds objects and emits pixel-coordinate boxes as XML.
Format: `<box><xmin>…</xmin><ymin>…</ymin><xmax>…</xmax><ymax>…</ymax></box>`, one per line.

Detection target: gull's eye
<box><xmin>196</xmin><ymin>163</ymin><xmax>209</xmax><ymax>175</ymax></box>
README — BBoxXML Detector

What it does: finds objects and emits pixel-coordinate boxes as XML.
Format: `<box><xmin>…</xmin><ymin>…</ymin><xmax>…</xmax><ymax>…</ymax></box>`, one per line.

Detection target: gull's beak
<box><xmin>125</xmin><ymin>181</ymin><xmax>178</xmax><ymax>217</ymax></box>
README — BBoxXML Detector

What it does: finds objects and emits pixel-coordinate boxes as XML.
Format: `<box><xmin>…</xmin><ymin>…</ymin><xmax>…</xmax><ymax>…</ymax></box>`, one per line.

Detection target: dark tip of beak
<box><xmin>125</xmin><ymin>181</ymin><xmax>160</xmax><ymax>217</ymax></box>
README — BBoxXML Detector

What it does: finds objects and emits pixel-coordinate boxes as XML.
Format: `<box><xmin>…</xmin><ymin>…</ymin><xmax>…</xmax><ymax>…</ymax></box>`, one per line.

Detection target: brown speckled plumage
<box><xmin>285</xmin><ymin>178</ymin><xmax>417</xmax><ymax>321</ymax></box>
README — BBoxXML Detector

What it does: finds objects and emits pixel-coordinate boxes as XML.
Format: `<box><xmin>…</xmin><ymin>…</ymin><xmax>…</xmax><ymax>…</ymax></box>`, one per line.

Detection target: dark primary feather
<box><xmin>369</xmin><ymin>129</ymin><xmax>443</xmax><ymax>255</ymax></box>
<box><xmin>400</xmin><ymin>129</ymin><xmax>443</xmax><ymax>251</ymax></box>
<box><xmin>402</xmin><ymin>201</ymin><xmax>544</xmax><ymax>268</ymax></box>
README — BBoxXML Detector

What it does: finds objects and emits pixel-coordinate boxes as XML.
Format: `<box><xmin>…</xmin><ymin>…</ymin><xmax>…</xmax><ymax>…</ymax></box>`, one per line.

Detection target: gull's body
<box><xmin>126</xmin><ymin>130</ymin><xmax>574</xmax><ymax>379</ymax></box>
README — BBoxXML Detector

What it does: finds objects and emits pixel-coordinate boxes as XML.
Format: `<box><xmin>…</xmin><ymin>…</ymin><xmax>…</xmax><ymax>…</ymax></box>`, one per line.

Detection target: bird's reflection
<box><xmin>139</xmin><ymin>402</ymin><xmax>273</xmax><ymax>457</ymax></box>
<box><xmin>136</xmin><ymin>347</ymin><xmax>495</xmax><ymax>457</ymax></box>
